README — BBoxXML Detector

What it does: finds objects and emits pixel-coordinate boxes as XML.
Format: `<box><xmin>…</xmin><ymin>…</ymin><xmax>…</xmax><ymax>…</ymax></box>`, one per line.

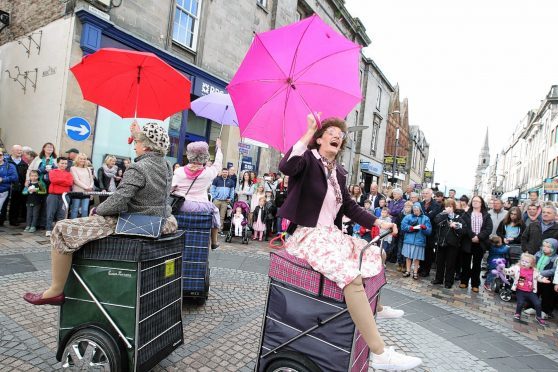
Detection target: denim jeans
<box><xmin>46</xmin><ymin>194</ymin><xmax>66</xmax><ymax>231</ymax></box>
<box><xmin>70</xmin><ymin>197</ymin><xmax>90</xmax><ymax>219</ymax></box>
<box><xmin>26</xmin><ymin>204</ymin><xmax>41</xmax><ymax>228</ymax></box>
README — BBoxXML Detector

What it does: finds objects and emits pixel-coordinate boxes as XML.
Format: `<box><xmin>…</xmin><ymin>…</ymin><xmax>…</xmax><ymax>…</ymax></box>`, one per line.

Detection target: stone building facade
<box><xmin>382</xmin><ymin>85</ymin><xmax>411</xmax><ymax>189</ymax></box>
<box><xmin>1</xmin><ymin>0</ymin><xmax>391</xmax><ymax>179</ymax></box>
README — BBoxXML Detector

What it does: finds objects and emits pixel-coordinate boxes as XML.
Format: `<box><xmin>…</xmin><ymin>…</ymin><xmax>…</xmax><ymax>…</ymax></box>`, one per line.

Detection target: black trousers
<box><xmin>434</xmin><ymin>244</ymin><xmax>459</xmax><ymax>285</ymax></box>
<box><xmin>516</xmin><ymin>290</ymin><xmax>541</xmax><ymax>317</ymax></box>
<box><xmin>460</xmin><ymin>243</ymin><xmax>483</xmax><ymax>288</ymax></box>
<box><xmin>420</xmin><ymin>240</ymin><xmax>436</xmax><ymax>275</ymax></box>
<box><xmin>538</xmin><ymin>282</ymin><xmax>557</xmax><ymax>315</ymax></box>
<box><xmin>9</xmin><ymin>188</ymin><xmax>27</xmax><ymax>224</ymax></box>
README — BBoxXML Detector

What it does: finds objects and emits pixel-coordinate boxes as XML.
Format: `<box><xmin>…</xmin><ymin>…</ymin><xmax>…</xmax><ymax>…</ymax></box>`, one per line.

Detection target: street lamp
<box><xmin>388</xmin><ymin>110</ymin><xmax>400</xmax><ymax>186</ymax></box>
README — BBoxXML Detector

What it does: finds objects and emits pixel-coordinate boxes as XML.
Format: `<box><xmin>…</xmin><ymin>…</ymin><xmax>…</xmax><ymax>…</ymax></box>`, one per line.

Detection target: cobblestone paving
<box><xmin>1</xmin><ymin>224</ymin><xmax>558</xmax><ymax>371</ymax></box>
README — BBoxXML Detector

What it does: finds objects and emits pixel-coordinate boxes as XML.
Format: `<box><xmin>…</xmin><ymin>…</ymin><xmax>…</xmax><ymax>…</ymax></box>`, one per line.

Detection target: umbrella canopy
<box><xmin>70</xmin><ymin>48</ymin><xmax>191</xmax><ymax>120</ymax></box>
<box><xmin>191</xmin><ymin>92</ymin><xmax>238</xmax><ymax>126</ymax></box>
<box><xmin>227</xmin><ymin>14</ymin><xmax>362</xmax><ymax>153</ymax></box>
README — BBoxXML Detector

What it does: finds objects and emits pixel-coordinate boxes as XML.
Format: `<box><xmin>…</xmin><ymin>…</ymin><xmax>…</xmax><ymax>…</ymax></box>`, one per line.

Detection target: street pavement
<box><xmin>1</xmin><ymin>224</ymin><xmax>557</xmax><ymax>371</ymax></box>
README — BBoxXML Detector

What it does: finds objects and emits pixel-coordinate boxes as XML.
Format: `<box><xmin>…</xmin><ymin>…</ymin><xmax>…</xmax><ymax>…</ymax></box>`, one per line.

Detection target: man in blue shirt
<box><xmin>210</xmin><ymin>168</ymin><xmax>235</xmax><ymax>235</ymax></box>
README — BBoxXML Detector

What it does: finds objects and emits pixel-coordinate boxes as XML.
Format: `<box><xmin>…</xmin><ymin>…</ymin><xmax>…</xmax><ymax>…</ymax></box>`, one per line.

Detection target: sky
<box><xmin>345</xmin><ymin>0</ymin><xmax>558</xmax><ymax>196</ymax></box>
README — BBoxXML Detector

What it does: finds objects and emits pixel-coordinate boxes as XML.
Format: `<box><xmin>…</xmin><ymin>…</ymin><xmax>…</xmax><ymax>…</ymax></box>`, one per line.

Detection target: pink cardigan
<box><xmin>172</xmin><ymin>148</ymin><xmax>223</xmax><ymax>203</ymax></box>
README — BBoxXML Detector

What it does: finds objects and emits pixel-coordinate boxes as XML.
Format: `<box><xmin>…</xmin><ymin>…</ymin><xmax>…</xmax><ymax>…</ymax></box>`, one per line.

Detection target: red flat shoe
<box><xmin>23</xmin><ymin>292</ymin><xmax>65</xmax><ymax>306</ymax></box>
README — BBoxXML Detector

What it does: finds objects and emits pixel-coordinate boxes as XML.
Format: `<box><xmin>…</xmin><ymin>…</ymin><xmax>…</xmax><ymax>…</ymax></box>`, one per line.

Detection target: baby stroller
<box><xmin>225</xmin><ymin>200</ymin><xmax>250</xmax><ymax>244</ymax></box>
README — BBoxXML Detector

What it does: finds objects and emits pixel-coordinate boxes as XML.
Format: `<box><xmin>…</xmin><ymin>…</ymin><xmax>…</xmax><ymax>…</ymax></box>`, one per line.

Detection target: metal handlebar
<box><xmin>358</xmin><ymin>228</ymin><xmax>393</xmax><ymax>270</ymax></box>
<box><xmin>62</xmin><ymin>191</ymin><xmax>115</xmax><ymax>212</ymax></box>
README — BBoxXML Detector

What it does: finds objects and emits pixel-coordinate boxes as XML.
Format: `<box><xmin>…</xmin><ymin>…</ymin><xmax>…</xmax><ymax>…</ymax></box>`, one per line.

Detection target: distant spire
<box><xmin>483</xmin><ymin>127</ymin><xmax>489</xmax><ymax>151</ymax></box>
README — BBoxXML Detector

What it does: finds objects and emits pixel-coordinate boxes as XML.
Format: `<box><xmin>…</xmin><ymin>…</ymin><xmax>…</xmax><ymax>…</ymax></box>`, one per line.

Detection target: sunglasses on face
<box><xmin>325</xmin><ymin>128</ymin><xmax>346</xmax><ymax>139</ymax></box>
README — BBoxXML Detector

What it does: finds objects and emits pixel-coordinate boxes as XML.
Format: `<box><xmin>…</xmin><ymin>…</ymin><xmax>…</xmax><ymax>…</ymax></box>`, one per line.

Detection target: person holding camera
<box><xmin>401</xmin><ymin>202</ymin><xmax>433</xmax><ymax>279</ymax></box>
<box><xmin>432</xmin><ymin>199</ymin><xmax>467</xmax><ymax>288</ymax></box>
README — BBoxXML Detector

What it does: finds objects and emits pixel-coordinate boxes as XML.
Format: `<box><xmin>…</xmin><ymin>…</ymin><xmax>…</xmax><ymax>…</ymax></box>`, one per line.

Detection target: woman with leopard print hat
<box><xmin>24</xmin><ymin>121</ymin><xmax>178</xmax><ymax>306</ymax></box>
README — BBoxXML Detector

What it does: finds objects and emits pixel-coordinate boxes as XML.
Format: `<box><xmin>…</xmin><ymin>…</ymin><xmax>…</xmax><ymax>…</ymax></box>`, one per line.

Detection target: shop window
<box><xmin>173</xmin><ymin>0</ymin><xmax>202</xmax><ymax>51</ymax></box>
<box><xmin>187</xmin><ymin>110</ymin><xmax>209</xmax><ymax>136</ymax></box>
<box><xmin>92</xmin><ymin>107</ymin><xmax>176</xmax><ymax>170</ymax></box>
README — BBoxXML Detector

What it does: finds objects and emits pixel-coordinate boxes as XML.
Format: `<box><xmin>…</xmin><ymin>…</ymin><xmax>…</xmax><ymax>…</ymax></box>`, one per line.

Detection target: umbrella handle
<box><xmin>312</xmin><ymin>111</ymin><xmax>322</xmax><ymax>128</ymax></box>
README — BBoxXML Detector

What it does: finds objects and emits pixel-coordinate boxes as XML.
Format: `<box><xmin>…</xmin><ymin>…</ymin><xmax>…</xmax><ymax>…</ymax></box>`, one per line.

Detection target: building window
<box><xmin>375</xmin><ymin>86</ymin><xmax>382</xmax><ymax>110</ymax></box>
<box><xmin>173</xmin><ymin>0</ymin><xmax>202</xmax><ymax>51</ymax></box>
<box><xmin>552</xmin><ymin>129</ymin><xmax>556</xmax><ymax>145</ymax></box>
<box><xmin>369</xmin><ymin>117</ymin><xmax>380</xmax><ymax>156</ymax></box>
<box><xmin>257</xmin><ymin>0</ymin><xmax>267</xmax><ymax>8</ymax></box>
<box><xmin>548</xmin><ymin>161</ymin><xmax>552</xmax><ymax>178</ymax></box>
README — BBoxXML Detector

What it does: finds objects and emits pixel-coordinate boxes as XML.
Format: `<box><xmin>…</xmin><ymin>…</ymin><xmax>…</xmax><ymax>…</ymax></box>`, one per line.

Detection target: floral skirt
<box><xmin>285</xmin><ymin>225</ymin><xmax>383</xmax><ymax>289</ymax></box>
<box><xmin>51</xmin><ymin>214</ymin><xmax>178</xmax><ymax>255</ymax></box>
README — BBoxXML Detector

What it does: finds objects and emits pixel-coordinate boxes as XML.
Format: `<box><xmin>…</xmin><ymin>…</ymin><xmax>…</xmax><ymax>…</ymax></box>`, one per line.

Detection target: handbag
<box><xmin>169</xmin><ymin>174</ymin><xmax>200</xmax><ymax>214</ymax></box>
<box><xmin>115</xmin><ymin>162</ymin><xmax>171</xmax><ymax>239</ymax></box>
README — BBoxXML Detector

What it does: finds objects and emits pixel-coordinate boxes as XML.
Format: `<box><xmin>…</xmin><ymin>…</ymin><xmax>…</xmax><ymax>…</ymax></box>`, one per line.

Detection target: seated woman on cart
<box><xmin>278</xmin><ymin>113</ymin><xmax>422</xmax><ymax>370</ymax></box>
<box><xmin>24</xmin><ymin>122</ymin><xmax>178</xmax><ymax>305</ymax></box>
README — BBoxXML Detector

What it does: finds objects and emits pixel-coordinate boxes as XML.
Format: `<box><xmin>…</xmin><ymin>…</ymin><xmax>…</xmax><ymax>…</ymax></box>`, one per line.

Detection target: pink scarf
<box><xmin>184</xmin><ymin>165</ymin><xmax>204</xmax><ymax>179</ymax></box>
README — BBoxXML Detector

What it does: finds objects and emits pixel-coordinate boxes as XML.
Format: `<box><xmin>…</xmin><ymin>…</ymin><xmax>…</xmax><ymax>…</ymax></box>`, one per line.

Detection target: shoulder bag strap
<box><xmin>183</xmin><ymin>174</ymin><xmax>200</xmax><ymax>198</ymax></box>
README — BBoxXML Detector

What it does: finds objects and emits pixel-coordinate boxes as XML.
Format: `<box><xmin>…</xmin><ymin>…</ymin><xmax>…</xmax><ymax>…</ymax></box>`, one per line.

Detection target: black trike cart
<box><xmin>256</xmin><ymin>235</ymin><xmax>387</xmax><ymax>372</ymax></box>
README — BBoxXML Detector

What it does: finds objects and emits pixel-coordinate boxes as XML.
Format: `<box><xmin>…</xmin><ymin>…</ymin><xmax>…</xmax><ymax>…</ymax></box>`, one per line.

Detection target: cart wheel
<box><xmin>265</xmin><ymin>352</ymin><xmax>320</xmax><ymax>372</ymax></box>
<box><xmin>500</xmin><ymin>289</ymin><xmax>512</xmax><ymax>302</ymax></box>
<box><xmin>491</xmin><ymin>278</ymin><xmax>500</xmax><ymax>293</ymax></box>
<box><xmin>61</xmin><ymin>328</ymin><xmax>122</xmax><ymax>371</ymax></box>
<box><xmin>193</xmin><ymin>297</ymin><xmax>207</xmax><ymax>306</ymax></box>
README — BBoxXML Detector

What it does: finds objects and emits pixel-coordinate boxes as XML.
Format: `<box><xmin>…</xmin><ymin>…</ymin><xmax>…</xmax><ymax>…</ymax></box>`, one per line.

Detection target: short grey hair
<box><xmin>134</xmin><ymin>132</ymin><xmax>167</xmax><ymax>155</ymax></box>
<box><xmin>22</xmin><ymin>146</ymin><xmax>33</xmax><ymax>154</ymax></box>
<box><xmin>543</xmin><ymin>205</ymin><xmax>557</xmax><ymax>215</ymax></box>
<box><xmin>392</xmin><ymin>188</ymin><xmax>403</xmax><ymax>196</ymax></box>
<box><xmin>410</xmin><ymin>192</ymin><xmax>419</xmax><ymax>198</ymax></box>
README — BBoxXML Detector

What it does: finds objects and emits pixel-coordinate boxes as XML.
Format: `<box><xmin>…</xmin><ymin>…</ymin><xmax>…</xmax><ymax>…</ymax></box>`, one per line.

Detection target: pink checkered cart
<box><xmin>256</xmin><ymin>233</ymin><xmax>388</xmax><ymax>372</ymax></box>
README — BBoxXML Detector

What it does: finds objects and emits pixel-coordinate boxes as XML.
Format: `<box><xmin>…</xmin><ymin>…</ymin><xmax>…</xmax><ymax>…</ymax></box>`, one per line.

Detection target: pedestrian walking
<box><xmin>0</xmin><ymin>150</ymin><xmax>18</xmax><ymax>219</ymax></box>
<box><xmin>69</xmin><ymin>153</ymin><xmax>94</xmax><ymax>218</ymax></box>
<box><xmin>460</xmin><ymin>195</ymin><xmax>493</xmax><ymax>293</ymax></box>
<box><xmin>7</xmin><ymin>145</ymin><xmax>28</xmax><ymax>226</ymax></box>
<box><xmin>45</xmin><ymin>157</ymin><xmax>73</xmax><ymax>236</ymax></box>
<box><xmin>432</xmin><ymin>199</ymin><xmax>466</xmax><ymax>289</ymax></box>
<box><xmin>22</xmin><ymin>170</ymin><xmax>46</xmax><ymax>233</ymax></box>
<box><xmin>401</xmin><ymin>202</ymin><xmax>432</xmax><ymax>280</ymax></box>
<box><xmin>210</xmin><ymin>167</ymin><xmax>235</xmax><ymax>235</ymax></box>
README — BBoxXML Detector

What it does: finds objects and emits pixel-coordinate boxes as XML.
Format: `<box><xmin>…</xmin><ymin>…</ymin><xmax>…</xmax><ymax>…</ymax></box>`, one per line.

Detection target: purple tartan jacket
<box><xmin>278</xmin><ymin>145</ymin><xmax>377</xmax><ymax>230</ymax></box>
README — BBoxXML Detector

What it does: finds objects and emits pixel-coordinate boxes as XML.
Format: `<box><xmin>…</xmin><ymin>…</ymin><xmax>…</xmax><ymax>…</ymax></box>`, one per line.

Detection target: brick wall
<box><xmin>0</xmin><ymin>0</ymin><xmax>66</xmax><ymax>45</ymax></box>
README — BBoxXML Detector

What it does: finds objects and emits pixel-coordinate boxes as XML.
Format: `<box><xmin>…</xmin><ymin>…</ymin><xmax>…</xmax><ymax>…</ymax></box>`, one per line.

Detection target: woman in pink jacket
<box><xmin>172</xmin><ymin>138</ymin><xmax>222</xmax><ymax>249</ymax></box>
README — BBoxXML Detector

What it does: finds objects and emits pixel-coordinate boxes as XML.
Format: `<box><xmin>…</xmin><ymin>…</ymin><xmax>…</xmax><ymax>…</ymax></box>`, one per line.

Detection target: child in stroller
<box><xmin>225</xmin><ymin>200</ymin><xmax>250</xmax><ymax>244</ymax></box>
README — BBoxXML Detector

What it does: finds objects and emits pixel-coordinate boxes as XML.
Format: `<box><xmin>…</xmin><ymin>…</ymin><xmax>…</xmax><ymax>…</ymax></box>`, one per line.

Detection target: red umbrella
<box><xmin>70</xmin><ymin>48</ymin><xmax>191</xmax><ymax>120</ymax></box>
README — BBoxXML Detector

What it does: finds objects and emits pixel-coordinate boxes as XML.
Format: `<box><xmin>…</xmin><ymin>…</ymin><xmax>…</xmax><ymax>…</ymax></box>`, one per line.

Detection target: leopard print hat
<box><xmin>142</xmin><ymin>123</ymin><xmax>170</xmax><ymax>152</ymax></box>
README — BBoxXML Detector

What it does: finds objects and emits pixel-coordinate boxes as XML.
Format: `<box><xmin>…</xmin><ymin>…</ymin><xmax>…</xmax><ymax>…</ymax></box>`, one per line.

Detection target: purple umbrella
<box><xmin>191</xmin><ymin>92</ymin><xmax>238</xmax><ymax>137</ymax></box>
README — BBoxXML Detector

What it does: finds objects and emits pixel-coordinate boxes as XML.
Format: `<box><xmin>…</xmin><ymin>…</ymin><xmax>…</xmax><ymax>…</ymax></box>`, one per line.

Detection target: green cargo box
<box><xmin>56</xmin><ymin>231</ymin><xmax>185</xmax><ymax>372</ymax></box>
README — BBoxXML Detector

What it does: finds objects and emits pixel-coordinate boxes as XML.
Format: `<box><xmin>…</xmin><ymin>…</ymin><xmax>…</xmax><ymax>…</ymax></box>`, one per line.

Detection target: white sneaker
<box><xmin>371</xmin><ymin>346</ymin><xmax>422</xmax><ymax>370</ymax></box>
<box><xmin>523</xmin><ymin>308</ymin><xmax>536</xmax><ymax>316</ymax></box>
<box><xmin>376</xmin><ymin>306</ymin><xmax>405</xmax><ymax>320</ymax></box>
<box><xmin>541</xmin><ymin>311</ymin><xmax>549</xmax><ymax>319</ymax></box>
<box><xmin>45</xmin><ymin>231</ymin><xmax>51</xmax><ymax>237</ymax></box>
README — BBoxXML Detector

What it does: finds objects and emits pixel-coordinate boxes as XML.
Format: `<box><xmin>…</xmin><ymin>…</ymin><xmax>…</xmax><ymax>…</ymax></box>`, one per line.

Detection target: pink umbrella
<box><xmin>227</xmin><ymin>14</ymin><xmax>362</xmax><ymax>153</ymax></box>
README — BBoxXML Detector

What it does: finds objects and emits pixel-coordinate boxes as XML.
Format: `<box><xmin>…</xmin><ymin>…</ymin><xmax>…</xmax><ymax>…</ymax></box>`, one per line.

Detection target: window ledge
<box><xmin>172</xmin><ymin>39</ymin><xmax>197</xmax><ymax>56</ymax></box>
<box><xmin>257</xmin><ymin>2</ymin><xmax>269</xmax><ymax>14</ymax></box>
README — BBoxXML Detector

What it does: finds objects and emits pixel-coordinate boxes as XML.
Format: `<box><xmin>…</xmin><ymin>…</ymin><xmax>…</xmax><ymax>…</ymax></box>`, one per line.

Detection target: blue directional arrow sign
<box><xmin>65</xmin><ymin>117</ymin><xmax>91</xmax><ymax>142</ymax></box>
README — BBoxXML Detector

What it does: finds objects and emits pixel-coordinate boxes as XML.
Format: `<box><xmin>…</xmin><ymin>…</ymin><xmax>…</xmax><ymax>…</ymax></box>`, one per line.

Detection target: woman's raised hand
<box><xmin>307</xmin><ymin>112</ymin><xmax>321</xmax><ymax>133</ymax></box>
<box><xmin>130</xmin><ymin>120</ymin><xmax>141</xmax><ymax>135</ymax></box>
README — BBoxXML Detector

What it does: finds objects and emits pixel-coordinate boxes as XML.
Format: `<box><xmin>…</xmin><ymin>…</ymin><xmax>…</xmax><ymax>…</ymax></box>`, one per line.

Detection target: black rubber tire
<box><xmin>61</xmin><ymin>328</ymin><xmax>122</xmax><ymax>371</ymax></box>
<box><xmin>500</xmin><ymin>289</ymin><xmax>512</xmax><ymax>302</ymax></box>
<box><xmin>264</xmin><ymin>352</ymin><xmax>321</xmax><ymax>372</ymax></box>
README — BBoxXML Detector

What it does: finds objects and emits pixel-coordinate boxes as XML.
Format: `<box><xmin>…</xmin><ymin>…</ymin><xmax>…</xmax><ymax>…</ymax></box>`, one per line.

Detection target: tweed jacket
<box><xmin>278</xmin><ymin>143</ymin><xmax>376</xmax><ymax>230</ymax></box>
<box><xmin>96</xmin><ymin>152</ymin><xmax>172</xmax><ymax>218</ymax></box>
